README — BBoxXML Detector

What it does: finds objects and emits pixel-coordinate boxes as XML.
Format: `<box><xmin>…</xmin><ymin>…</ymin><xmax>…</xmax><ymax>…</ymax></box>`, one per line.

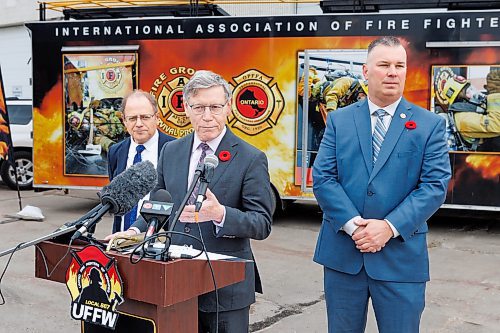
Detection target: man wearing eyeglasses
<box><xmin>107</xmin><ymin>90</ymin><xmax>174</xmax><ymax>232</ymax></box>
<box><xmin>105</xmin><ymin>70</ymin><xmax>273</xmax><ymax>332</ymax></box>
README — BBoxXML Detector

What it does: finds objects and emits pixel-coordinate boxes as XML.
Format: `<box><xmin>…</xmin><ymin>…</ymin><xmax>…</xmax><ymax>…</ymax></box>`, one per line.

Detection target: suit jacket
<box><xmin>313</xmin><ymin>98</ymin><xmax>451</xmax><ymax>283</ymax></box>
<box><xmin>108</xmin><ymin>131</ymin><xmax>173</xmax><ymax>232</ymax></box>
<box><xmin>132</xmin><ymin>128</ymin><xmax>273</xmax><ymax>312</ymax></box>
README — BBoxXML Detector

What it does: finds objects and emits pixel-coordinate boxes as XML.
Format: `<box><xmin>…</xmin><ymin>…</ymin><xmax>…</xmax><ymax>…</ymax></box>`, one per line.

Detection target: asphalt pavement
<box><xmin>0</xmin><ymin>183</ymin><xmax>499</xmax><ymax>332</ymax></box>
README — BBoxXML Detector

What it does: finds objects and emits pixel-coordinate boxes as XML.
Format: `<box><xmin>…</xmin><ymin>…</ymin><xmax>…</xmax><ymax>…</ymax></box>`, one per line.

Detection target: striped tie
<box><xmin>372</xmin><ymin>109</ymin><xmax>387</xmax><ymax>164</ymax></box>
<box><xmin>188</xmin><ymin>142</ymin><xmax>210</xmax><ymax>205</ymax></box>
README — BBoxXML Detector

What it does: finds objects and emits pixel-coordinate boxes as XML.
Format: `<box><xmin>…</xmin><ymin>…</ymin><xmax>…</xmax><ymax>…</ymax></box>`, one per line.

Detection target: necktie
<box><xmin>123</xmin><ymin>144</ymin><xmax>146</xmax><ymax>230</ymax></box>
<box><xmin>188</xmin><ymin>142</ymin><xmax>210</xmax><ymax>205</ymax></box>
<box><xmin>372</xmin><ymin>109</ymin><xmax>388</xmax><ymax>164</ymax></box>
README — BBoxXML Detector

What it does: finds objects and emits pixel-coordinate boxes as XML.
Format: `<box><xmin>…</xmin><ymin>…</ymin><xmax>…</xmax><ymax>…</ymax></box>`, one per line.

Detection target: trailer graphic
<box><xmin>27</xmin><ymin>10</ymin><xmax>500</xmax><ymax>211</ymax></box>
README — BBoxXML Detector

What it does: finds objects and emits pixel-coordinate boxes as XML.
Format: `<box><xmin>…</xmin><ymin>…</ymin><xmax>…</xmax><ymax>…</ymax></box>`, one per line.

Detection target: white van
<box><xmin>0</xmin><ymin>99</ymin><xmax>33</xmax><ymax>190</ymax></box>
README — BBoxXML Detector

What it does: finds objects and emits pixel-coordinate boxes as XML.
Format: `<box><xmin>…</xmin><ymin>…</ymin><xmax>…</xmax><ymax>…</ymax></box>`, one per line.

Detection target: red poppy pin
<box><xmin>405</xmin><ymin>120</ymin><xmax>417</xmax><ymax>129</ymax></box>
<box><xmin>219</xmin><ymin>150</ymin><xmax>231</xmax><ymax>162</ymax></box>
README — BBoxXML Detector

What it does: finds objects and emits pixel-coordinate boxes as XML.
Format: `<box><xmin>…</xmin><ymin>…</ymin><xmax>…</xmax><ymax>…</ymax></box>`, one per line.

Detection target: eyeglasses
<box><xmin>124</xmin><ymin>113</ymin><xmax>156</xmax><ymax>123</ymax></box>
<box><xmin>188</xmin><ymin>102</ymin><xmax>228</xmax><ymax>115</ymax></box>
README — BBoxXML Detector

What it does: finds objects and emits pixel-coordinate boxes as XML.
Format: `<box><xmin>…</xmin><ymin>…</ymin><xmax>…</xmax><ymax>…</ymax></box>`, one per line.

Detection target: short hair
<box><xmin>183</xmin><ymin>70</ymin><xmax>232</xmax><ymax>102</ymax></box>
<box><xmin>120</xmin><ymin>89</ymin><xmax>158</xmax><ymax>115</ymax></box>
<box><xmin>367</xmin><ymin>36</ymin><xmax>403</xmax><ymax>55</ymax></box>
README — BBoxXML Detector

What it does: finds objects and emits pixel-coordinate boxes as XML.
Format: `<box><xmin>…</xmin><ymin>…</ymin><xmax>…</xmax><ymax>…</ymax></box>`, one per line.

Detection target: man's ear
<box><xmin>362</xmin><ymin>63</ymin><xmax>368</xmax><ymax>80</ymax></box>
<box><xmin>183</xmin><ymin>102</ymin><xmax>190</xmax><ymax>117</ymax></box>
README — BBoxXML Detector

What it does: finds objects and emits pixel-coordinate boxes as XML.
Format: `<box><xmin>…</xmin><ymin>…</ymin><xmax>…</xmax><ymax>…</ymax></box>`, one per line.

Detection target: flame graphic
<box><xmin>66</xmin><ymin>262</ymin><xmax>80</xmax><ymax>300</ymax></box>
<box><xmin>0</xmin><ymin>142</ymin><xmax>8</xmax><ymax>160</ymax></box>
<box><xmin>0</xmin><ymin>113</ymin><xmax>9</xmax><ymax>134</ymax></box>
<box><xmin>466</xmin><ymin>155</ymin><xmax>500</xmax><ymax>180</ymax></box>
<box><xmin>109</xmin><ymin>275</ymin><xmax>123</xmax><ymax>302</ymax></box>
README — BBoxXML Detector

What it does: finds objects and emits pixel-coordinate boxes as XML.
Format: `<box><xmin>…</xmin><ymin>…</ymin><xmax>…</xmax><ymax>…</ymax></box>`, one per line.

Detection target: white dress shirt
<box><xmin>342</xmin><ymin>98</ymin><xmax>401</xmax><ymax>237</ymax></box>
<box><xmin>120</xmin><ymin>130</ymin><xmax>159</xmax><ymax>231</ymax></box>
<box><xmin>187</xmin><ymin>127</ymin><xmax>227</xmax><ymax>230</ymax></box>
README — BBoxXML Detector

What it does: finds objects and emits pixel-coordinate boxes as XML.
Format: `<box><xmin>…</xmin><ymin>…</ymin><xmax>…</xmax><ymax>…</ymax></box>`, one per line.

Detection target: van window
<box><xmin>6</xmin><ymin>104</ymin><xmax>32</xmax><ymax>125</ymax></box>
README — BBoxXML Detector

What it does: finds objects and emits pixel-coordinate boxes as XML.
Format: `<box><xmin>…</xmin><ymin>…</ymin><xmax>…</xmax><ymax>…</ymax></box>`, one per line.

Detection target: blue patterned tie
<box><xmin>372</xmin><ymin>109</ymin><xmax>388</xmax><ymax>164</ymax></box>
<box><xmin>188</xmin><ymin>143</ymin><xmax>210</xmax><ymax>205</ymax></box>
<box><xmin>123</xmin><ymin>144</ymin><xmax>146</xmax><ymax>230</ymax></box>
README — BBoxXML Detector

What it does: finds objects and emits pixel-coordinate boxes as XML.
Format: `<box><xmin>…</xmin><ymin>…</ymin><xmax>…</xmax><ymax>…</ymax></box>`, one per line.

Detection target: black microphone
<box><xmin>141</xmin><ymin>189</ymin><xmax>174</xmax><ymax>241</ymax></box>
<box><xmin>195</xmin><ymin>154</ymin><xmax>219</xmax><ymax>212</ymax></box>
<box><xmin>71</xmin><ymin>160</ymin><xmax>158</xmax><ymax>241</ymax></box>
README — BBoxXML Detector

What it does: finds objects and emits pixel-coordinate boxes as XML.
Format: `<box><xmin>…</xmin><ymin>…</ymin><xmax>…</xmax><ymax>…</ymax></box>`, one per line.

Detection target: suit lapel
<box><xmin>210</xmin><ymin>128</ymin><xmax>238</xmax><ymax>188</ymax></box>
<box><xmin>369</xmin><ymin>98</ymin><xmax>413</xmax><ymax>183</ymax></box>
<box><xmin>175</xmin><ymin>134</ymin><xmax>194</xmax><ymax>200</ymax></box>
<box><xmin>116</xmin><ymin>138</ymin><xmax>131</xmax><ymax>174</ymax></box>
<box><xmin>353</xmin><ymin>99</ymin><xmax>373</xmax><ymax>175</ymax></box>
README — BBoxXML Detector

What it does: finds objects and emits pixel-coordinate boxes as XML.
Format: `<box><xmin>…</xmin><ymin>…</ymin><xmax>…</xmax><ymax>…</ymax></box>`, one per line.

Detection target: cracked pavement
<box><xmin>0</xmin><ymin>184</ymin><xmax>499</xmax><ymax>332</ymax></box>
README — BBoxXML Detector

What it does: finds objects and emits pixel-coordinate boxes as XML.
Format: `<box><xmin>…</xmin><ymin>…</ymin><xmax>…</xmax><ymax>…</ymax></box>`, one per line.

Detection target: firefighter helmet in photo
<box><xmin>68</xmin><ymin>110</ymin><xmax>87</xmax><ymax>130</ymax></box>
<box><xmin>434</xmin><ymin>67</ymin><xmax>469</xmax><ymax>110</ymax></box>
<box><xmin>340</xmin><ymin>78</ymin><xmax>368</xmax><ymax>106</ymax></box>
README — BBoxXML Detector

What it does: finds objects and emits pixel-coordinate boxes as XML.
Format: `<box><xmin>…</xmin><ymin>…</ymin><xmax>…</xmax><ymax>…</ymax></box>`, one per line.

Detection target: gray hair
<box><xmin>183</xmin><ymin>70</ymin><xmax>232</xmax><ymax>102</ymax></box>
<box><xmin>367</xmin><ymin>36</ymin><xmax>403</xmax><ymax>55</ymax></box>
<box><xmin>120</xmin><ymin>89</ymin><xmax>158</xmax><ymax>115</ymax></box>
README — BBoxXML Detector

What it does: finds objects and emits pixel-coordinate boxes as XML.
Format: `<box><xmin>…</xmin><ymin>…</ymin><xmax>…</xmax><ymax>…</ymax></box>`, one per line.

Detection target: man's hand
<box><xmin>351</xmin><ymin>219</ymin><xmax>393</xmax><ymax>253</ymax></box>
<box><xmin>103</xmin><ymin>229</ymin><xmax>137</xmax><ymax>242</ymax></box>
<box><xmin>180</xmin><ymin>189</ymin><xmax>224</xmax><ymax>223</ymax></box>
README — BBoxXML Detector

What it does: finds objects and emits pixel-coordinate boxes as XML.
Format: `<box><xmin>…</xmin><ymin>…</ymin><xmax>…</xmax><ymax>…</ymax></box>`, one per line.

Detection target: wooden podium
<box><xmin>35</xmin><ymin>240</ymin><xmax>246</xmax><ymax>333</ymax></box>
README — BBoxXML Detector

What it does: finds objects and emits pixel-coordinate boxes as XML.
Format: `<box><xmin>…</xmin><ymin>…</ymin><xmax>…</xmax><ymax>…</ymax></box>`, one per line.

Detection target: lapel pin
<box><xmin>219</xmin><ymin>150</ymin><xmax>231</xmax><ymax>162</ymax></box>
<box><xmin>400</xmin><ymin>113</ymin><xmax>407</xmax><ymax>119</ymax></box>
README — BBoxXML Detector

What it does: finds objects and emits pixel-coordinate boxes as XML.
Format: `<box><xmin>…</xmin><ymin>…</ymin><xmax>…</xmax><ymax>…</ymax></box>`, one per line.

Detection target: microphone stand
<box><xmin>161</xmin><ymin>167</ymin><xmax>203</xmax><ymax>261</ymax></box>
<box><xmin>0</xmin><ymin>215</ymin><xmax>95</xmax><ymax>258</ymax></box>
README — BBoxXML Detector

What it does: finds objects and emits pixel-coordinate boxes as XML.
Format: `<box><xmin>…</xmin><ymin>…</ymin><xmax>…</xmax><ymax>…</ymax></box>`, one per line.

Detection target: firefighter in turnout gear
<box><xmin>434</xmin><ymin>67</ymin><xmax>500</xmax><ymax>151</ymax></box>
<box><xmin>67</xmin><ymin>99</ymin><xmax>126</xmax><ymax>153</ymax></box>
<box><xmin>312</xmin><ymin>76</ymin><xmax>368</xmax><ymax>123</ymax></box>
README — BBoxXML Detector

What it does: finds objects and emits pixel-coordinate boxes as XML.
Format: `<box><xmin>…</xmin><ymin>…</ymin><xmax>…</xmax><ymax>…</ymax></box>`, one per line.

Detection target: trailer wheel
<box><xmin>1</xmin><ymin>151</ymin><xmax>34</xmax><ymax>191</ymax></box>
<box><xmin>270</xmin><ymin>185</ymin><xmax>282</xmax><ymax>217</ymax></box>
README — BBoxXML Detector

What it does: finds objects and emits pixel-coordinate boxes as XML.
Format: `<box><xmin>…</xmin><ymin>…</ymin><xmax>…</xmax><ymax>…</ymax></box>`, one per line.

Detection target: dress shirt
<box><xmin>120</xmin><ymin>130</ymin><xmax>159</xmax><ymax>231</ymax></box>
<box><xmin>342</xmin><ymin>98</ymin><xmax>401</xmax><ymax>238</ymax></box>
<box><xmin>187</xmin><ymin>127</ymin><xmax>227</xmax><ymax>230</ymax></box>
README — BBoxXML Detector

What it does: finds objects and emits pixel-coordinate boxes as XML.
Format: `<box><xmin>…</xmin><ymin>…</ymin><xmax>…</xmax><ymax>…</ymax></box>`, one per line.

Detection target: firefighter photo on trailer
<box><xmin>311</xmin><ymin>72</ymin><xmax>368</xmax><ymax>123</ymax></box>
<box><xmin>296</xmin><ymin>51</ymin><xmax>368</xmax><ymax>187</ymax></box>
<box><xmin>433</xmin><ymin>66</ymin><xmax>500</xmax><ymax>152</ymax></box>
<box><xmin>298</xmin><ymin>53</ymin><xmax>368</xmax><ymax>149</ymax></box>
<box><xmin>63</xmin><ymin>53</ymin><xmax>136</xmax><ymax>176</ymax></box>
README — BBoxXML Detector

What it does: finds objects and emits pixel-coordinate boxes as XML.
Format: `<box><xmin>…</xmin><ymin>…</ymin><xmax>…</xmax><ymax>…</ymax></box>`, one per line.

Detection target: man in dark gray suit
<box><xmin>105</xmin><ymin>70</ymin><xmax>273</xmax><ymax>332</ymax></box>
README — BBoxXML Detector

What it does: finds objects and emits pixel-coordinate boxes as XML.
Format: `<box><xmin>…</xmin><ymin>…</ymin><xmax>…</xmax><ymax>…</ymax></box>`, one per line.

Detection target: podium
<box><xmin>35</xmin><ymin>240</ymin><xmax>246</xmax><ymax>333</ymax></box>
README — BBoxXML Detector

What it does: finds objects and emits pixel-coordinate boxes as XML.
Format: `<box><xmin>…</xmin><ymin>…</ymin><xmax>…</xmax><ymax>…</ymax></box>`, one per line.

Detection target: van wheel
<box><xmin>1</xmin><ymin>151</ymin><xmax>33</xmax><ymax>190</ymax></box>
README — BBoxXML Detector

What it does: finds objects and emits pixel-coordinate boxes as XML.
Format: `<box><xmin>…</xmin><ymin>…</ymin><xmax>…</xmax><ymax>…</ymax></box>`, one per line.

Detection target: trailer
<box><xmin>27</xmin><ymin>3</ymin><xmax>500</xmax><ymax>212</ymax></box>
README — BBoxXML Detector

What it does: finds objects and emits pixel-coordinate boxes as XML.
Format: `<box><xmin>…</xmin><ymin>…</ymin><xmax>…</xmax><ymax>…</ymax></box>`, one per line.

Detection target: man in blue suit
<box><xmin>313</xmin><ymin>36</ymin><xmax>451</xmax><ymax>332</ymax></box>
<box><xmin>108</xmin><ymin>90</ymin><xmax>174</xmax><ymax>232</ymax></box>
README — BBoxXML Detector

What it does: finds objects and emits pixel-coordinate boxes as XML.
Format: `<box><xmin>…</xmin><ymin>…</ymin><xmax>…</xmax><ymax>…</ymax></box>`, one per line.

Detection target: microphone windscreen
<box><xmin>150</xmin><ymin>189</ymin><xmax>172</xmax><ymax>203</ymax></box>
<box><xmin>204</xmin><ymin>154</ymin><xmax>219</xmax><ymax>169</ymax></box>
<box><xmin>100</xmin><ymin>160</ymin><xmax>158</xmax><ymax>214</ymax></box>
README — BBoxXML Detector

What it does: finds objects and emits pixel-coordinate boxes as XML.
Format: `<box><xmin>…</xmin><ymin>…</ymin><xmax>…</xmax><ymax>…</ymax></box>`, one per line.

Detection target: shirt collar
<box><xmin>130</xmin><ymin>130</ymin><xmax>158</xmax><ymax>151</ymax></box>
<box><xmin>367</xmin><ymin>97</ymin><xmax>402</xmax><ymax>118</ymax></box>
<box><xmin>192</xmin><ymin>126</ymin><xmax>227</xmax><ymax>153</ymax></box>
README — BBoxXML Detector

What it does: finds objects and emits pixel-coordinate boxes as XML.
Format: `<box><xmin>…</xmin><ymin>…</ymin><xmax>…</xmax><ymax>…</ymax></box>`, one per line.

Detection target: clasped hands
<box><xmin>352</xmin><ymin>219</ymin><xmax>394</xmax><ymax>253</ymax></box>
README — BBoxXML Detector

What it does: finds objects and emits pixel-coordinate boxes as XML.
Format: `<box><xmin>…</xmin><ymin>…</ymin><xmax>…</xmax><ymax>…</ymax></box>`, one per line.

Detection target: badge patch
<box><xmin>66</xmin><ymin>245</ymin><xmax>124</xmax><ymax>329</ymax></box>
<box><xmin>229</xmin><ymin>69</ymin><xmax>285</xmax><ymax>135</ymax></box>
<box><xmin>150</xmin><ymin>67</ymin><xmax>196</xmax><ymax>138</ymax></box>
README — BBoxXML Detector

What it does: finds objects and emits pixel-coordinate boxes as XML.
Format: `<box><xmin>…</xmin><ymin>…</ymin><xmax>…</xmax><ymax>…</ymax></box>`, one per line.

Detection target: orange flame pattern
<box><xmin>34</xmin><ymin>36</ymin><xmax>498</xmax><ymax>196</ymax></box>
<box><xmin>466</xmin><ymin>154</ymin><xmax>500</xmax><ymax>180</ymax></box>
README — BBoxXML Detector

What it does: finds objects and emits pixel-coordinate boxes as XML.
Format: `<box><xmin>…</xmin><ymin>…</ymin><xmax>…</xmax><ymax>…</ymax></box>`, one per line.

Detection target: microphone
<box><xmin>141</xmin><ymin>189</ymin><xmax>174</xmax><ymax>241</ymax></box>
<box><xmin>71</xmin><ymin>160</ymin><xmax>158</xmax><ymax>241</ymax></box>
<box><xmin>195</xmin><ymin>154</ymin><xmax>219</xmax><ymax>212</ymax></box>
